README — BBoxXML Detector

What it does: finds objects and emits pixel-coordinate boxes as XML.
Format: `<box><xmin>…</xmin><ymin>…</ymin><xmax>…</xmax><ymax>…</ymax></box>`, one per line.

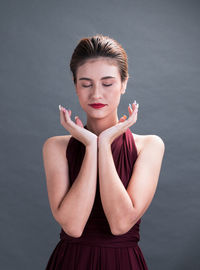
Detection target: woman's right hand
<box><xmin>59</xmin><ymin>105</ymin><xmax>97</xmax><ymax>147</ymax></box>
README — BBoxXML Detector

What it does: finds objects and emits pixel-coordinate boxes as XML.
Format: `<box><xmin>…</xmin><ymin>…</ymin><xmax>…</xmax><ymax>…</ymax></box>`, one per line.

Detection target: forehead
<box><xmin>76</xmin><ymin>57</ymin><xmax>120</xmax><ymax>79</ymax></box>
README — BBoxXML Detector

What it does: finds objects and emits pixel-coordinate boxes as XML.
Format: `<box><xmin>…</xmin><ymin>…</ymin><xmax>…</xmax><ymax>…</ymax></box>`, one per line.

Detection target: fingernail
<box><xmin>59</xmin><ymin>105</ymin><xmax>61</xmax><ymax>111</ymax></box>
<box><xmin>137</xmin><ymin>103</ymin><xmax>139</xmax><ymax>108</ymax></box>
<box><xmin>129</xmin><ymin>103</ymin><xmax>132</xmax><ymax>109</ymax></box>
<box><xmin>133</xmin><ymin>100</ymin><xmax>136</xmax><ymax>104</ymax></box>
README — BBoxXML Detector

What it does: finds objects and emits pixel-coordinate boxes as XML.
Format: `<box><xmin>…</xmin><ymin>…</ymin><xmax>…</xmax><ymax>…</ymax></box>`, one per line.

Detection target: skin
<box><xmin>43</xmin><ymin>57</ymin><xmax>165</xmax><ymax>237</ymax></box>
<box><xmin>61</xmin><ymin>57</ymin><xmax>138</xmax><ymax>145</ymax></box>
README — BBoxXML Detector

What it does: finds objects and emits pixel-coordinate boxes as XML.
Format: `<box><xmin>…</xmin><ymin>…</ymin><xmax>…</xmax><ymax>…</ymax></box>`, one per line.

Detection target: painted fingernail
<box><xmin>129</xmin><ymin>103</ymin><xmax>132</xmax><ymax>109</ymax></box>
<box><xmin>59</xmin><ymin>105</ymin><xmax>61</xmax><ymax>111</ymax></box>
<box><xmin>133</xmin><ymin>100</ymin><xmax>136</xmax><ymax>104</ymax></box>
<box><xmin>122</xmin><ymin>115</ymin><xmax>127</xmax><ymax>119</ymax></box>
<box><xmin>137</xmin><ymin>103</ymin><xmax>139</xmax><ymax>108</ymax></box>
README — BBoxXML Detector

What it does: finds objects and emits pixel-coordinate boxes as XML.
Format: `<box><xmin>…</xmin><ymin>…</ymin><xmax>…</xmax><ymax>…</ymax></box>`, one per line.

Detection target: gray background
<box><xmin>0</xmin><ymin>0</ymin><xmax>199</xmax><ymax>269</ymax></box>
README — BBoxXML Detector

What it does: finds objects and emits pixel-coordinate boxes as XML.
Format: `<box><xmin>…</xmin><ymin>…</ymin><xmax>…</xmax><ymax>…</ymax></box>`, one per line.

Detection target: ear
<box><xmin>120</xmin><ymin>77</ymin><xmax>128</xmax><ymax>95</ymax></box>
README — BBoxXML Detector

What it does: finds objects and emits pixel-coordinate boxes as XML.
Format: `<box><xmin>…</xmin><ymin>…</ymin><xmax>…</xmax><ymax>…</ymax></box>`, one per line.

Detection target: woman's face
<box><xmin>75</xmin><ymin>57</ymin><xmax>128</xmax><ymax>120</ymax></box>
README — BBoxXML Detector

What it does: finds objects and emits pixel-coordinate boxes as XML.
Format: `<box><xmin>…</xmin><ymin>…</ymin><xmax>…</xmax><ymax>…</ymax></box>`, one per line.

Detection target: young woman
<box><xmin>42</xmin><ymin>34</ymin><xmax>165</xmax><ymax>269</ymax></box>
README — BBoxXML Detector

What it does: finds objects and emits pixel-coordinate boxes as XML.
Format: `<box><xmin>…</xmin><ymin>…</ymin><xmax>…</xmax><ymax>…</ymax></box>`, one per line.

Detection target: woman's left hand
<box><xmin>98</xmin><ymin>101</ymin><xmax>139</xmax><ymax>145</ymax></box>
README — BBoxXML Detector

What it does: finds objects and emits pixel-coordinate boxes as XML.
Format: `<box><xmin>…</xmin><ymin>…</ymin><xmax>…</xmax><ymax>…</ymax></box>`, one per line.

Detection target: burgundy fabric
<box><xmin>45</xmin><ymin>126</ymin><xmax>148</xmax><ymax>269</ymax></box>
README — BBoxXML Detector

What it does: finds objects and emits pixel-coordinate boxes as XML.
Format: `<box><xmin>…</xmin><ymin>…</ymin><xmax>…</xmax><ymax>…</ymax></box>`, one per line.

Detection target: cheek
<box><xmin>107</xmin><ymin>87</ymin><xmax>122</xmax><ymax>99</ymax></box>
<box><xmin>106</xmin><ymin>93</ymin><xmax>121</xmax><ymax>109</ymax></box>
<box><xmin>76</xmin><ymin>88</ymin><xmax>87</xmax><ymax>98</ymax></box>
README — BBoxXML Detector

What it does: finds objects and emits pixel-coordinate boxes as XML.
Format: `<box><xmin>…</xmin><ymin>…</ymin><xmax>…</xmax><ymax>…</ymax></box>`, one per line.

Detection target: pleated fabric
<box><xmin>45</xmin><ymin>126</ymin><xmax>148</xmax><ymax>269</ymax></box>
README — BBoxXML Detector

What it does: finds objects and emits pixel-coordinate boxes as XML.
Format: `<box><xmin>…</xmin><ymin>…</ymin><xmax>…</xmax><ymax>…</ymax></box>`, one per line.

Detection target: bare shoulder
<box><xmin>132</xmin><ymin>133</ymin><xmax>165</xmax><ymax>155</ymax></box>
<box><xmin>42</xmin><ymin>135</ymin><xmax>72</xmax><ymax>152</ymax></box>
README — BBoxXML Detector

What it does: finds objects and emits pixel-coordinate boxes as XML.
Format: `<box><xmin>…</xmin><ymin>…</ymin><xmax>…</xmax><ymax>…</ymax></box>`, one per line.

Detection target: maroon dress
<box><xmin>45</xmin><ymin>126</ymin><xmax>148</xmax><ymax>269</ymax></box>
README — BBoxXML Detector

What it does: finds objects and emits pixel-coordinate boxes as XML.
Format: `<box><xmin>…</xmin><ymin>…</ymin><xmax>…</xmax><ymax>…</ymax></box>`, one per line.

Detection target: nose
<box><xmin>91</xmin><ymin>83</ymin><xmax>102</xmax><ymax>99</ymax></box>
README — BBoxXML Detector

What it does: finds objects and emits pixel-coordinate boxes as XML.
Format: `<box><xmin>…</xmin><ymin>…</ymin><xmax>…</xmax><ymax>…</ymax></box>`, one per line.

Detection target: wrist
<box><xmin>86</xmin><ymin>138</ymin><xmax>98</xmax><ymax>149</ymax></box>
<box><xmin>98</xmin><ymin>136</ymin><xmax>111</xmax><ymax>148</ymax></box>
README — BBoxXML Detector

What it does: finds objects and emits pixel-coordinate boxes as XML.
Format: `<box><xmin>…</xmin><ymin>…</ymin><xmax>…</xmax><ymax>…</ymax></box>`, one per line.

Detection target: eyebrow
<box><xmin>79</xmin><ymin>76</ymin><xmax>115</xmax><ymax>81</ymax></box>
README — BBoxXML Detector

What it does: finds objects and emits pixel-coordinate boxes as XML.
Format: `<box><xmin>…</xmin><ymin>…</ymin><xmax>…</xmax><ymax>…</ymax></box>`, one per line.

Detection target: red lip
<box><xmin>89</xmin><ymin>103</ymin><xmax>106</xmax><ymax>109</ymax></box>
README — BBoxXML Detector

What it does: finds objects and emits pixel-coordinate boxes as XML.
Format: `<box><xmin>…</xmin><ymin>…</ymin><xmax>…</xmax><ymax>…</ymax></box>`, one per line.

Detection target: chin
<box><xmin>85</xmin><ymin>111</ymin><xmax>108</xmax><ymax>119</ymax></box>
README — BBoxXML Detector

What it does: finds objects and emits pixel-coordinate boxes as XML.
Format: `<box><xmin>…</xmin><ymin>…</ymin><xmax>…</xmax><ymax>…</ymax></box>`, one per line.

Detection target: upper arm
<box><xmin>42</xmin><ymin>136</ymin><xmax>71</xmax><ymax>224</ymax></box>
<box><xmin>126</xmin><ymin>135</ymin><xmax>165</xmax><ymax>224</ymax></box>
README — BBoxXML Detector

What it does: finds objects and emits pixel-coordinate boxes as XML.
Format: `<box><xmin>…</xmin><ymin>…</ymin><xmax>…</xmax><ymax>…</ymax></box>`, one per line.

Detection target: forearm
<box><xmin>57</xmin><ymin>143</ymin><xmax>97</xmax><ymax>237</ymax></box>
<box><xmin>98</xmin><ymin>140</ymin><xmax>136</xmax><ymax>235</ymax></box>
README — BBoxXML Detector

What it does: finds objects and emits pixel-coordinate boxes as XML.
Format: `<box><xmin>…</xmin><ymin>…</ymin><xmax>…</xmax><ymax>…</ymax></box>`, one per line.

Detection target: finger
<box><xmin>131</xmin><ymin>107</ymin><xmax>138</xmax><ymax>122</ymax></box>
<box><xmin>126</xmin><ymin>106</ymin><xmax>138</xmax><ymax>126</ymax></box>
<box><xmin>129</xmin><ymin>101</ymin><xmax>138</xmax><ymax>111</ymax></box>
<box><xmin>64</xmin><ymin>108</ymin><xmax>71</xmax><ymax>122</ymax></box>
<box><xmin>59</xmin><ymin>105</ymin><xmax>68</xmax><ymax>115</ymax></box>
<box><xmin>64</xmin><ymin>108</ymin><xmax>72</xmax><ymax>122</ymax></box>
<box><xmin>133</xmin><ymin>102</ymin><xmax>139</xmax><ymax>111</ymax></box>
<box><xmin>118</xmin><ymin>114</ymin><xmax>127</xmax><ymax>124</ymax></box>
<box><xmin>128</xmin><ymin>105</ymin><xmax>132</xmax><ymax>115</ymax></box>
<box><xmin>68</xmin><ymin>109</ymin><xmax>72</xmax><ymax>117</ymax></box>
<box><xmin>75</xmin><ymin>116</ymin><xmax>82</xmax><ymax>127</ymax></box>
<box><xmin>128</xmin><ymin>103</ymin><xmax>137</xmax><ymax>116</ymax></box>
<box><xmin>134</xmin><ymin>104</ymin><xmax>139</xmax><ymax>111</ymax></box>
<box><xmin>130</xmin><ymin>108</ymin><xmax>138</xmax><ymax>120</ymax></box>
<box><xmin>129</xmin><ymin>102</ymin><xmax>139</xmax><ymax>117</ymax></box>
<box><xmin>75</xmin><ymin>116</ymin><xmax>84</xmax><ymax>128</ymax></box>
<box><xmin>59</xmin><ymin>105</ymin><xmax>67</xmax><ymax>124</ymax></box>
<box><xmin>119</xmin><ymin>117</ymin><xmax>126</xmax><ymax>123</ymax></box>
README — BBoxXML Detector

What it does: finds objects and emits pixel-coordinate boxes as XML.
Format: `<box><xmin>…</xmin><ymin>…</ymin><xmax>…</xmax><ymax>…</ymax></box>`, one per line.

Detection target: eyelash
<box><xmin>82</xmin><ymin>84</ymin><xmax>112</xmax><ymax>88</ymax></box>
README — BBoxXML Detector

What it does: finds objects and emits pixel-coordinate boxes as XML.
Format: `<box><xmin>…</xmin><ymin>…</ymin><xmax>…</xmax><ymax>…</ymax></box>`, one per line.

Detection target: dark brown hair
<box><xmin>70</xmin><ymin>34</ymin><xmax>129</xmax><ymax>84</ymax></box>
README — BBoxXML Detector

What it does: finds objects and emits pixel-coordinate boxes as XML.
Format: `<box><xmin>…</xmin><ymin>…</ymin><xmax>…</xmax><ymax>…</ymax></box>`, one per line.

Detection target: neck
<box><xmin>86</xmin><ymin>116</ymin><xmax>119</xmax><ymax>136</ymax></box>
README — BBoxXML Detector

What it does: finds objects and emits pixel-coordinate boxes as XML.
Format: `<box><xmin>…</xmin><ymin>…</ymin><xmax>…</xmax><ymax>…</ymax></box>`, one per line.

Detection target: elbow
<box><xmin>110</xmin><ymin>222</ymin><xmax>129</xmax><ymax>236</ymax></box>
<box><xmin>110</xmin><ymin>216</ymin><xmax>138</xmax><ymax>236</ymax></box>
<box><xmin>111</xmin><ymin>227</ymin><xmax>125</xmax><ymax>236</ymax></box>
<box><xmin>111</xmin><ymin>224</ymin><xmax>132</xmax><ymax>236</ymax></box>
<box><xmin>69</xmin><ymin>226</ymin><xmax>84</xmax><ymax>238</ymax></box>
<box><xmin>63</xmin><ymin>226</ymin><xmax>83</xmax><ymax>238</ymax></box>
<box><xmin>60</xmin><ymin>220</ymin><xmax>83</xmax><ymax>238</ymax></box>
<box><xmin>54</xmin><ymin>212</ymin><xmax>83</xmax><ymax>238</ymax></box>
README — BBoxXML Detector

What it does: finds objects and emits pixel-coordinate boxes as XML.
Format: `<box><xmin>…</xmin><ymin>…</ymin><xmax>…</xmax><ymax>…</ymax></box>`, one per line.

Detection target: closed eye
<box><xmin>103</xmin><ymin>84</ymin><xmax>112</xmax><ymax>87</ymax></box>
<box><xmin>82</xmin><ymin>85</ymin><xmax>92</xmax><ymax>88</ymax></box>
<box><xmin>82</xmin><ymin>84</ymin><xmax>112</xmax><ymax>88</ymax></box>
